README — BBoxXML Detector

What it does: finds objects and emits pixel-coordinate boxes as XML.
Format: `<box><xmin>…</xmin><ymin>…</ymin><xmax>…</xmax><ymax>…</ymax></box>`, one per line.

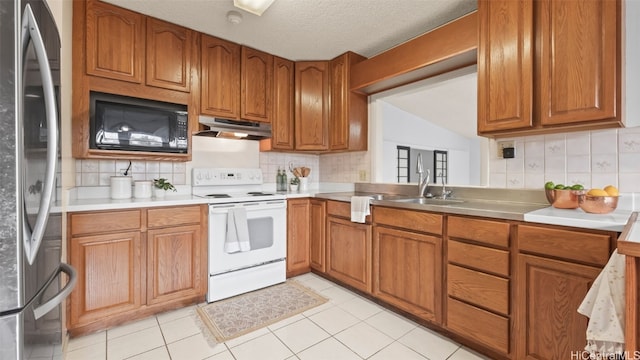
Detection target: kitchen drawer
<box><xmin>327</xmin><ymin>200</ymin><xmax>351</xmax><ymax>218</ymax></box>
<box><xmin>70</xmin><ymin>210</ymin><xmax>142</xmax><ymax>236</ymax></box>
<box><xmin>448</xmin><ymin>240</ymin><xmax>509</xmax><ymax>276</ymax></box>
<box><xmin>448</xmin><ymin>216</ymin><xmax>510</xmax><ymax>248</ymax></box>
<box><xmin>147</xmin><ymin>205</ymin><xmax>203</xmax><ymax>228</ymax></box>
<box><xmin>447</xmin><ymin>264</ymin><xmax>509</xmax><ymax>315</ymax></box>
<box><xmin>447</xmin><ymin>297</ymin><xmax>510</xmax><ymax>355</ymax></box>
<box><xmin>327</xmin><ymin>200</ymin><xmax>370</xmax><ymax>223</ymax></box>
<box><xmin>517</xmin><ymin>224</ymin><xmax>613</xmax><ymax>266</ymax></box>
<box><xmin>373</xmin><ymin>207</ymin><xmax>442</xmax><ymax>235</ymax></box>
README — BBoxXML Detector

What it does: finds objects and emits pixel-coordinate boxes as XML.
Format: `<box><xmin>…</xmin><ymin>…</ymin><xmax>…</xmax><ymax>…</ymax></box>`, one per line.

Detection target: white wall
<box><xmin>379</xmin><ymin>101</ymin><xmax>482</xmax><ymax>185</ymax></box>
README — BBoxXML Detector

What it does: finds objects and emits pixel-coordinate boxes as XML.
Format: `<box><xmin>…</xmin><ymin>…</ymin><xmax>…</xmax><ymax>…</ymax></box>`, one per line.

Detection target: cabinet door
<box><xmin>241</xmin><ymin>46</ymin><xmax>273</xmax><ymax>122</ymax></box>
<box><xmin>147</xmin><ymin>225</ymin><xmax>205</xmax><ymax>305</ymax></box>
<box><xmin>69</xmin><ymin>231</ymin><xmax>143</xmax><ymax>327</ymax></box>
<box><xmin>201</xmin><ymin>35</ymin><xmax>240</xmax><ymax>119</ymax></box>
<box><xmin>516</xmin><ymin>254</ymin><xmax>600</xmax><ymax>360</ymax></box>
<box><xmin>287</xmin><ymin>199</ymin><xmax>311</xmax><ymax>277</ymax></box>
<box><xmin>269</xmin><ymin>57</ymin><xmax>295</xmax><ymax>150</ymax></box>
<box><xmin>477</xmin><ymin>0</ymin><xmax>533</xmax><ymax>133</ymax></box>
<box><xmin>309</xmin><ymin>199</ymin><xmax>327</xmax><ymax>272</ymax></box>
<box><xmin>146</xmin><ymin>18</ymin><xmax>193</xmax><ymax>92</ymax></box>
<box><xmin>329</xmin><ymin>52</ymin><xmax>367</xmax><ymax>151</ymax></box>
<box><xmin>85</xmin><ymin>0</ymin><xmax>144</xmax><ymax>83</ymax></box>
<box><xmin>373</xmin><ymin>226</ymin><xmax>442</xmax><ymax>322</ymax></box>
<box><xmin>537</xmin><ymin>0</ymin><xmax>619</xmax><ymax>126</ymax></box>
<box><xmin>295</xmin><ymin>61</ymin><xmax>329</xmax><ymax>151</ymax></box>
<box><xmin>326</xmin><ymin>217</ymin><xmax>372</xmax><ymax>292</ymax></box>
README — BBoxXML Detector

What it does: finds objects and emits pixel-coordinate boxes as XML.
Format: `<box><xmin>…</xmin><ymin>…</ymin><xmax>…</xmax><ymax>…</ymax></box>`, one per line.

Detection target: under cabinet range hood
<box><xmin>196</xmin><ymin>116</ymin><xmax>272</xmax><ymax>140</ymax></box>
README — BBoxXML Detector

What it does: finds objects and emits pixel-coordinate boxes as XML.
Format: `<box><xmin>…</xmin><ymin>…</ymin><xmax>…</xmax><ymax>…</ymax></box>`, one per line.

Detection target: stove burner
<box><xmin>205</xmin><ymin>194</ymin><xmax>231</xmax><ymax>198</ymax></box>
<box><xmin>247</xmin><ymin>191</ymin><xmax>275</xmax><ymax>196</ymax></box>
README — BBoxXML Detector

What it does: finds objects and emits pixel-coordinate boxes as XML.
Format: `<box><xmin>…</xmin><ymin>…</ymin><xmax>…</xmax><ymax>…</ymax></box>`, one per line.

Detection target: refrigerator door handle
<box><xmin>32</xmin><ymin>263</ymin><xmax>77</xmax><ymax>320</ymax></box>
<box><xmin>20</xmin><ymin>4</ymin><xmax>59</xmax><ymax>265</ymax></box>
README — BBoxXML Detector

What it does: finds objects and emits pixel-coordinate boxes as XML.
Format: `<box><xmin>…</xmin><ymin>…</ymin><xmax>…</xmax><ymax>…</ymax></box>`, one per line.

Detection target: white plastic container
<box><xmin>110</xmin><ymin>176</ymin><xmax>132</xmax><ymax>199</ymax></box>
<box><xmin>299</xmin><ymin>177</ymin><xmax>309</xmax><ymax>192</ymax></box>
<box><xmin>134</xmin><ymin>180</ymin><xmax>152</xmax><ymax>199</ymax></box>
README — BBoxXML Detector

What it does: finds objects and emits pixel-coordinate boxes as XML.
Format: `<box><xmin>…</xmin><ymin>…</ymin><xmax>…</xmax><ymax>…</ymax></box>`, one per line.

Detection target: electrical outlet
<box><xmin>358</xmin><ymin>170</ymin><xmax>367</xmax><ymax>182</ymax></box>
<box><xmin>497</xmin><ymin>141</ymin><xmax>515</xmax><ymax>158</ymax></box>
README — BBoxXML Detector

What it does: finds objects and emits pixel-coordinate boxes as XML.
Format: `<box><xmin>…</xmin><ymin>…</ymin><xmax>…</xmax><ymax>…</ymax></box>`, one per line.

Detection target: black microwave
<box><xmin>89</xmin><ymin>92</ymin><xmax>188</xmax><ymax>153</ymax></box>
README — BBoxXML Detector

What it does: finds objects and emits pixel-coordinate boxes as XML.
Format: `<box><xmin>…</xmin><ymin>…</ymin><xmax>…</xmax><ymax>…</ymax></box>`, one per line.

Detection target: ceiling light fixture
<box><xmin>233</xmin><ymin>0</ymin><xmax>276</xmax><ymax>16</ymax></box>
<box><xmin>226</xmin><ymin>10</ymin><xmax>243</xmax><ymax>24</ymax></box>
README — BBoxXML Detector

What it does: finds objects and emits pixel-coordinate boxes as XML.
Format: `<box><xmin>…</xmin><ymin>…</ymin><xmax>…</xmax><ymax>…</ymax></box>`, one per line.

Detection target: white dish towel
<box><xmin>577</xmin><ymin>249</ymin><xmax>626</xmax><ymax>357</ymax></box>
<box><xmin>224</xmin><ymin>207</ymin><xmax>251</xmax><ymax>253</ymax></box>
<box><xmin>350</xmin><ymin>196</ymin><xmax>371</xmax><ymax>223</ymax></box>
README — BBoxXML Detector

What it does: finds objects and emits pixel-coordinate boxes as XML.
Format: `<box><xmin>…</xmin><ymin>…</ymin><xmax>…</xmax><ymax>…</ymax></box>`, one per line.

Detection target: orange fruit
<box><xmin>587</xmin><ymin>188</ymin><xmax>609</xmax><ymax>196</ymax></box>
<box><xmin>604</xmin><ymin>185</ymin><xmax>619</xmax><ymax>196</ymax></box>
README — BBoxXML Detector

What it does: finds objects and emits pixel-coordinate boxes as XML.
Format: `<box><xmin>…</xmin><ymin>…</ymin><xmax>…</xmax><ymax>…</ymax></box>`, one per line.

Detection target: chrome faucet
<box><xmin>416</xmin><ymin>153</ymin><xmax>430</xmax><ymax>197</ymax></box>
<box><xmin>440</xmin><ymin>173</ymin><xmax>452</xmax><ymax>199</ymax></box>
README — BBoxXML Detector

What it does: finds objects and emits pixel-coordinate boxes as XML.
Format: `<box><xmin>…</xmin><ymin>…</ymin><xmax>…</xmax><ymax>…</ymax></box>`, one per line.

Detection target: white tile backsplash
<box><xmin>75</xmin><ymin>159</ymin><xmax>187</xmax><ymax>186</ymax></box>
<box><xmin>490</xmin><ymin>127</ymin><xmax>640</xmax><ymax>192</ymax></box>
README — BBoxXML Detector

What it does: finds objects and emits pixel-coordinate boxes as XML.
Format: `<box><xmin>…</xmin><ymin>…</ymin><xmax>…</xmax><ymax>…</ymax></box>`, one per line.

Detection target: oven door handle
<box><xmin>209</xmin><ymin>201</ymin><xmax>286</xmax><ymax>213</ymax></box>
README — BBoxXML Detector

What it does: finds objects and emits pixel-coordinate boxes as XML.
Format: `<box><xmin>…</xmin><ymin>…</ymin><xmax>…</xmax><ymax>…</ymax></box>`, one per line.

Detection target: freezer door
<box><xmin>0</xmin><ymin>0</ymin><xmax>20</xmax><ymax>312</ymax></box>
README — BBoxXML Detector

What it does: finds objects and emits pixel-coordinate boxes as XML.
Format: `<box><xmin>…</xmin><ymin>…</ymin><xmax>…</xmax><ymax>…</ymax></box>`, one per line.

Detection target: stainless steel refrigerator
<box><xmin>0</xmin><ymin>1</ymin><xmax>77</xmax><ymax>359</ymax></box>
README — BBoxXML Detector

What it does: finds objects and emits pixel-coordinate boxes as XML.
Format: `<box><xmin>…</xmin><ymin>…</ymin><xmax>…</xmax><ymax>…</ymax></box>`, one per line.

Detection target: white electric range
<box><xmin>192</xmin><ymin>168</ymin><xmax>287</xmax><ymax>302</ymax></box>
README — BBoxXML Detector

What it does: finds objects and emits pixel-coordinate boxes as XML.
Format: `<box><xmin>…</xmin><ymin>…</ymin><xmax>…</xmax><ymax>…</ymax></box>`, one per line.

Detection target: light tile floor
<box><xmin>64</xmin><ymin>273</ymin><xmax>490</xmax><ymax>360</ymax></box>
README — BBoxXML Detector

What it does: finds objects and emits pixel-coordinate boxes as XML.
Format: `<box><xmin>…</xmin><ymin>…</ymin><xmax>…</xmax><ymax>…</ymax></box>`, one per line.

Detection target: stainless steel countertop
<box><xmin>314</xmin><ymin>191</ymin><xmax>550</xmax><ymax>221</ymax></box>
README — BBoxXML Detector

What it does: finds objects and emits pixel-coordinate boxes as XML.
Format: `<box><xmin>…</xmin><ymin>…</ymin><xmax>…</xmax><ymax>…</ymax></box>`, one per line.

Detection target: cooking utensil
<box><xmin>302</xmin><ymin>167</ymin><xmax>310</xmax><ymax>177</ymax></box>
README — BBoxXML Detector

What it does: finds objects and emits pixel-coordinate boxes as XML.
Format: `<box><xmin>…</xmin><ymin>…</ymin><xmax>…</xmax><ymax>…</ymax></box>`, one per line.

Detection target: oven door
<box><xmin>208</xmin><ymin>200</ymin><xmax>286</xmax><ymax>275</ymax></box>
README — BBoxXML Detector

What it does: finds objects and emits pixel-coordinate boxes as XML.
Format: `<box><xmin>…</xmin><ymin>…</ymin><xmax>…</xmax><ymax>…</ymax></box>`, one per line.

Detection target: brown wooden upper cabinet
<box><xmin>268</xmin><ymin>57</ymin><xmax>295</xmax><ymax>150</ymax></box>
<box><xmin>329</xmin><ymin>52</ymin><xmax>368</xmax><ymax>151</ymax></box>
<box><xmin>200</xmin><ymin>35</ymin><xmax>241</xmax><ymax>119</ymax></box>
<box><xmin>201</xmin><ymin>36</ymin><xmax>273</xmax><ymax>123</ymax></box>
<box><xmin>85</xmin><ymin>0</ymin><xmax>145</xmax><ymax>84</ymax></box>
<box><xmin>241</xmin><ymin>47</ymin><xmax>274</xmax><ymax>122</ymax></box>
<box><xmin>295</xmin><ymin>61</ymin><xmax>330</xmax><ymax>151</ymax></box>
<box><xmin>477</xmin><ymin>0</ymin><xmax>621</xmax><ymax>136</ymax></box>
<box><xmin>85</xmin><ymin>0</ymin><xmax>194</xmax><ymax>93</ymax></box>
<box><xmin>146</xmin><ymin>18</ymin><xmax>194</xmax><ymax>92</ymax></box>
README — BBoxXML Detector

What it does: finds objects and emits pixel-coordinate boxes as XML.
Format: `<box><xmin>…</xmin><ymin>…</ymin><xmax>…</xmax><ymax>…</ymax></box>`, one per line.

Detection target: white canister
<box><xmin>110</xmin><ymin>176</ymin><xmax>132</xmax><ymax>199</ymax></box>
<box><xmin>299</xmin><ymin>177</ymin><xmax>309</xmax><ymax>192</ymax></box>
<box><xmin>134</xmin><ymin>180</ymin><xmax>152</xmax><ymax>199</ymax></box>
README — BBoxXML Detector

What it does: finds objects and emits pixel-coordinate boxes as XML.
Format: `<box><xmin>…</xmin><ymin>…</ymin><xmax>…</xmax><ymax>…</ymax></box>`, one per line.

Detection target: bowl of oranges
<box><xmin>579</xmin><ymin>185</ymin><xmax>619</xmax><ymax>214</ymax></box>
<box><xmin>544</xmin><ymin>182</ymin><xmax>586</xmax><ymax>209</ymax></box>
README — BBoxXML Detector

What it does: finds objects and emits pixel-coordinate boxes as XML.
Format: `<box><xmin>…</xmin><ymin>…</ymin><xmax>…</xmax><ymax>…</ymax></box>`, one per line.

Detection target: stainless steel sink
<box><xmin>391</xmin><ymin>197</ymin><xmax>465</xmax><ymax>205</ymax></box>
<box><xmin>366</xmin><ymin>194</ymin><xmax>410</xmax><ymax>201</ymax></box>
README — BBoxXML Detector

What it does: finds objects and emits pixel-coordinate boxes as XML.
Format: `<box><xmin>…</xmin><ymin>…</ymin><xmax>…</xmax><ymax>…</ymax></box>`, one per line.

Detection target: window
<box><xmin>434</xmin><ymin>150</ymin><xmax>448</xmax><ymax>184</ymax></box>
<box><xmin>397</xmin><ymin>146</ymin><xmax>410</xmax><ymax>183</ymax></box>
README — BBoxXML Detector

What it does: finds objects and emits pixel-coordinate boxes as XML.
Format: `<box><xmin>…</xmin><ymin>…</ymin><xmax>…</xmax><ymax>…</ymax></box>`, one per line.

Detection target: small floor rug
<box><xmin>195</xmin><ymin>280</ymin><xmax>328</xmax><ymax>343</ymax></box>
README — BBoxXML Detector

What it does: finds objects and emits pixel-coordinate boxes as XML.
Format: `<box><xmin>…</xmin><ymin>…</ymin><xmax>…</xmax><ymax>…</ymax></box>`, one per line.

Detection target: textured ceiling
<box><xmin>104</xmin><ymin>0</ymin><xmax>477</xmax><ymax>61</ymax></box>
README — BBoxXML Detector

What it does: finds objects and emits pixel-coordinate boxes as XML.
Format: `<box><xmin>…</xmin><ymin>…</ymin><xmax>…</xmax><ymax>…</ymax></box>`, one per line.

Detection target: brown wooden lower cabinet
<box><xmin>515</xmin><ymin>223</ymin><xmax>616</xmax><ymax>360</ymax></box>
<box><xmin>69</xmin><ymin>230</ymin><xmax>143</xmax><ymax>328</ymax></box>
<box><xmin>311</xmin><ymin>204</ymin><xmax>621</xmax><ymax>360</ymax></box>
<box><xmin>373</xmin><ymin>226</ymin><xmax>442</xmax><ymax>322</ymax></box>
<box><xmin>286</xmin><ymin>198</ymin><xmax>311</xmax><ymax>277</ymax></box>
<box><xmin>309</xmin><ymin>199</ymin><xmax>326</xmax><ymax>272</ymax></box>
<box><xmin>516</xmin><ymin>254</ymin><xmax>601</xmax><ymax>360</ymax></box>
<box><xmin>147</xmin><ymin>224</ymin><xmax>204</xmax><ymax>305</ymax></box>
<box><xmin>326</xmin><ymin>216</ymin><xmax>372</xmax><ymax>293</ymax></box>
<box><xmin>68</xmin><ymin>205</ymin><xmax>207</xmax><ymax>336</ymax></box>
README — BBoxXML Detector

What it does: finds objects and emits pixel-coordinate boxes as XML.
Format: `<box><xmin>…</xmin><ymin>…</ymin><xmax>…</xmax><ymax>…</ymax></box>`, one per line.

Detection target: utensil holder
<box><xmin>299</xmin><ymin>177</ymin><xmax>309</xmax><ymax>192</ymax></box>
